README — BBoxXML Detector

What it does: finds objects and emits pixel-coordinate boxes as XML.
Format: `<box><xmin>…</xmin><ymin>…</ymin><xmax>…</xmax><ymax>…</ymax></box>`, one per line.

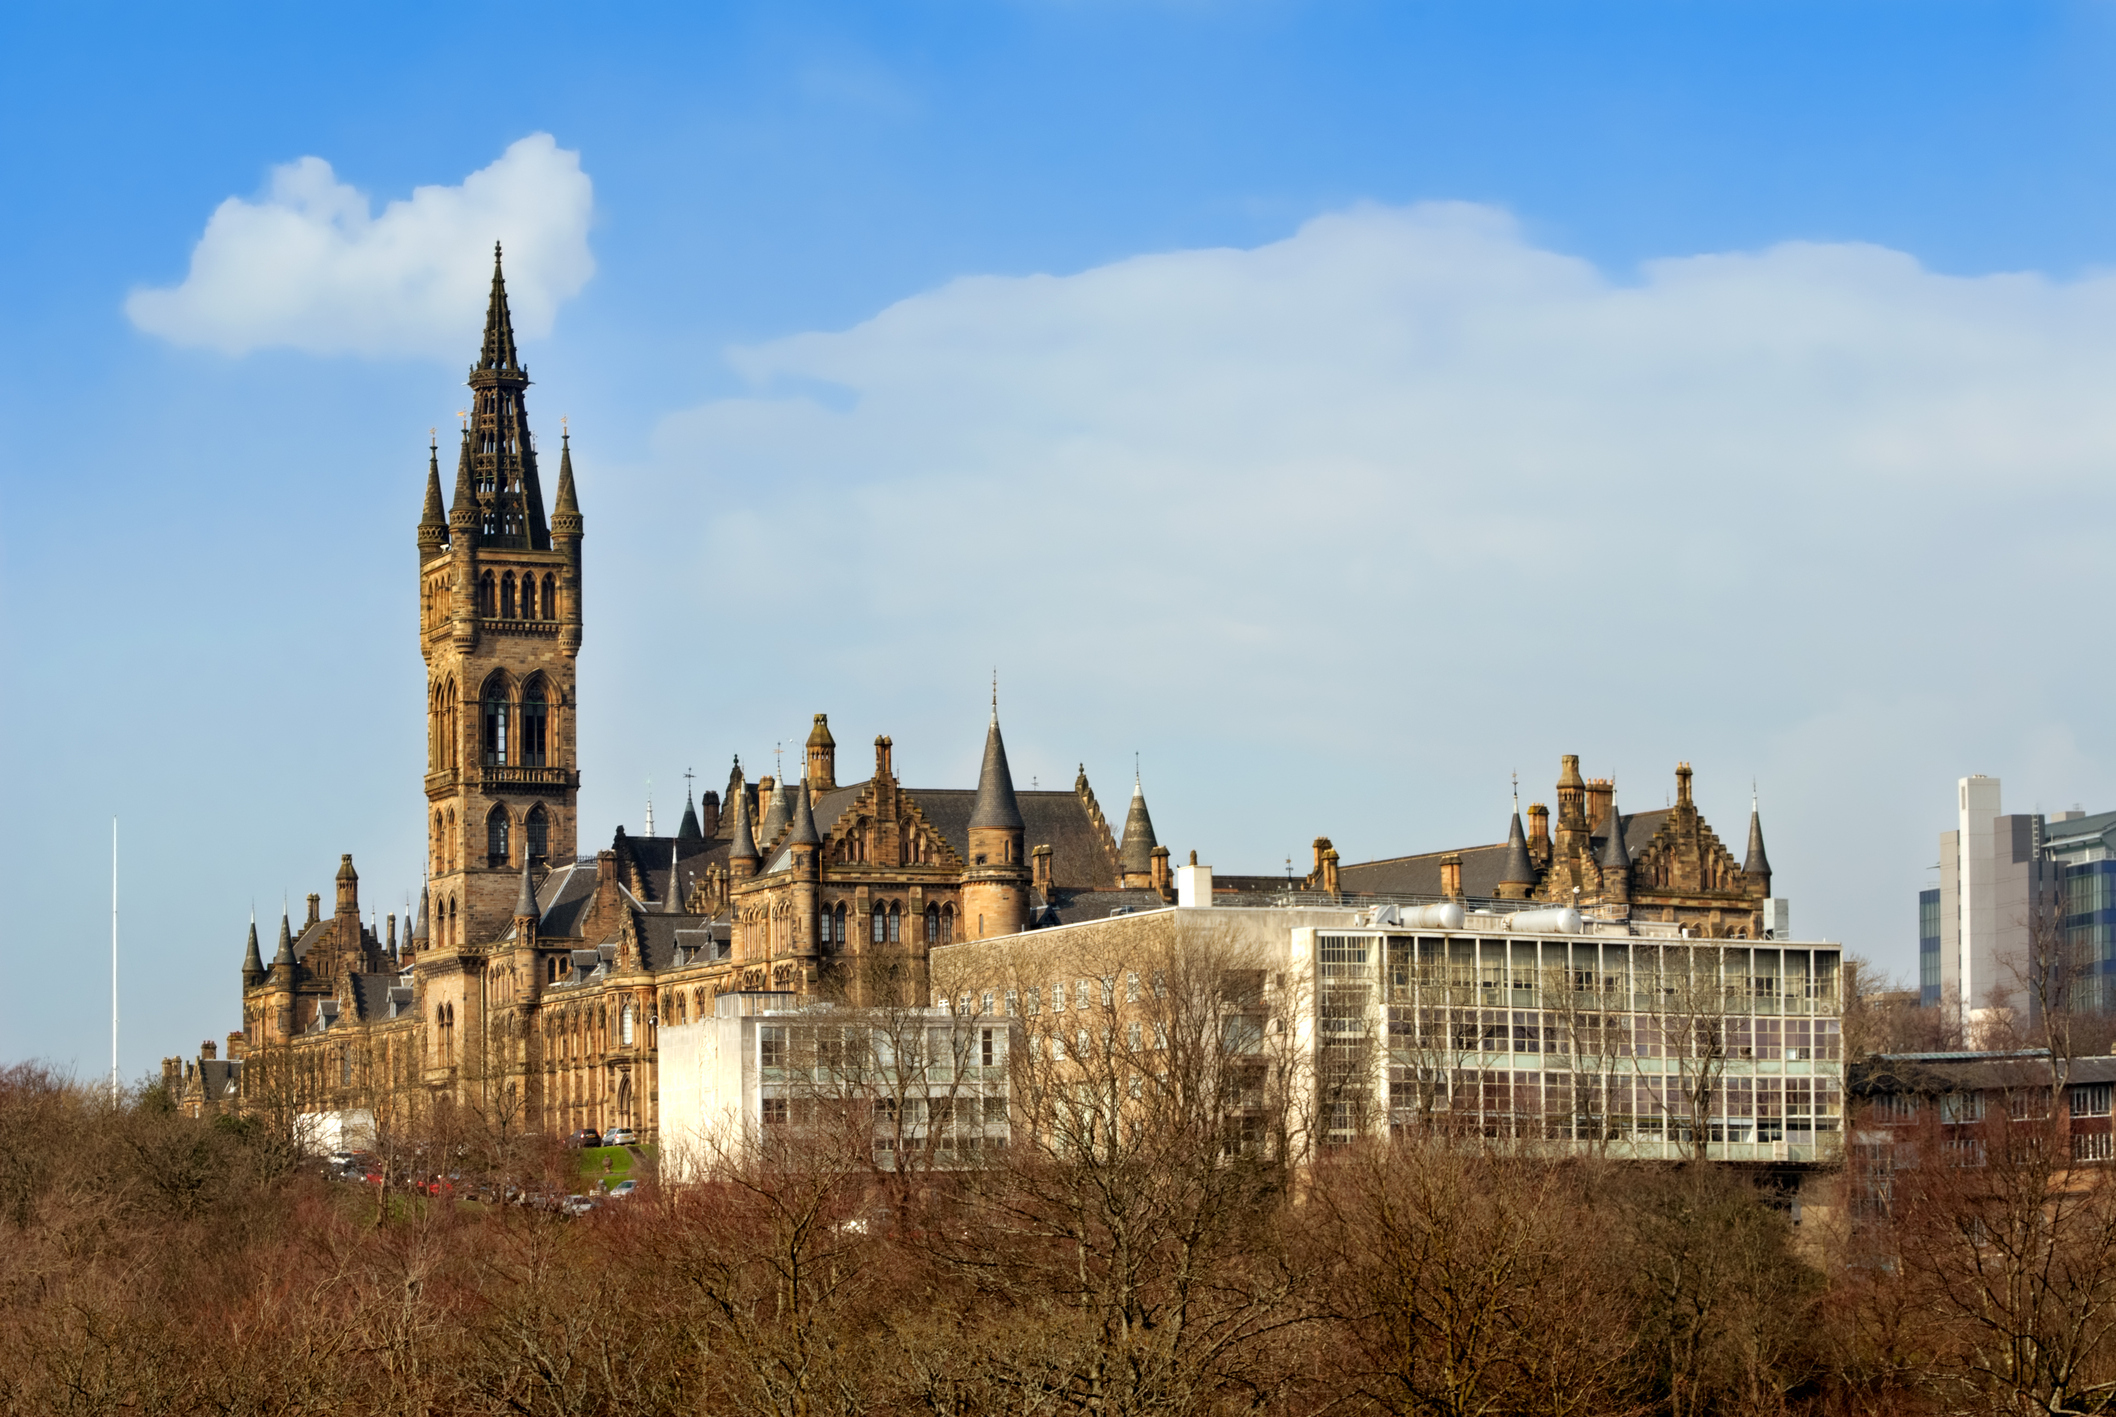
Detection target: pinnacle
<box><xmin>477</xmin><ymin>243</ymin><xmax>523</xmax><ymax>374</ymax></box>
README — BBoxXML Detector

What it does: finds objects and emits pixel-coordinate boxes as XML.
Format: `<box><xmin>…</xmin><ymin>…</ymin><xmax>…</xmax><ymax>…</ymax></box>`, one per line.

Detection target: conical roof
<box><xmin>242</xmin><ymin>915</ymin><xmax>265</xmax><ymax>979</ymax></box>
<box><xmin>412</xmin><ymin>885</ymin><xmax>430</xmax><ymax>945</ymax></box>
<box><xmin>514</xmin><ymin>858</ymin><xmax>537</xmax><ymax>919</ymax></box>
<box><xmin>551</xmin><ymin>431</ymin><xmax>581</xmax><ymax>536</ymax></box>
<box><xmin>758</xmin><ymin>777</ymin><xmax>793</xmax><ymax>843</ymax></box>
<box><xmin>448</xmin><ymin>427</ymin><xmax>476</xmax><ymax>528</ymax></box>
<box><xmin>678</xmin><ymin>791</ymin><xmax>703</xmax><ymax>843</ymax></box>
<box><xmin>478</xmin><ymin>243</ymin><xmax>522</xmax><ymax>373</ymax></box>
<box><xmin>1597</xmin><ymin>798</ymin><xmax>1630</xmax><ymax>870</ymax></box>
<box><xmin>1499</xmin><ymin>811</ymin><xmax>1536</xmax><ymax>886</ymax></box>
<box><xmin>788</xmin><ymin>781</ymin><xmax>822</xmax><ymax>847</ymax></box>
<box><xmin>271</xmin><ymin>911</ymin><xmax>295</xmax><ymax>967</ymax></box>
<box><xmin>666</xmin><ymin>841</ymin><xmax>686</xmax><ymax>913</ymax></box>
<box><xmin>1118</xmin><ymin>777</ymin><xmax>1157</xmax><ymax>875</ymax></box>
<box><xmin>419</xmin><ymin>439</ymin><xmax>446</xmax><ymax>531</ymax></box>
<box><xmin>1745</xmin><ymin>802</ymin><xmax>1772</xmax><ymax>880</ymax></box>
<box><xmin>969</xmin><ymin>714</ymin><xmax>1023</xmax><ymax>831</ymax></box>
<box><xmin>729</xmin><ymin>786</ymin><xmax>759</xmax><ymax>861</ymax></box>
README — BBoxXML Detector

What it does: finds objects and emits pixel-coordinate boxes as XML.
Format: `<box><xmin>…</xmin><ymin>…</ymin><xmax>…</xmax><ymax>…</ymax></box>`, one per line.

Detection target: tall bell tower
<box><xmin>416</xmin><ymin>246</ymin><xmax>584</xmax><ymax>952</ymax></box>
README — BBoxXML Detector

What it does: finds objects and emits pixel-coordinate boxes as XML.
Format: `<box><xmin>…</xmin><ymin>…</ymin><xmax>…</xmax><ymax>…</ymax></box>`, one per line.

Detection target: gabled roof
<box><xmin>913</xmin><ymin>788</ymin><xmax>1117</xmax><ymax>888</ymax></box>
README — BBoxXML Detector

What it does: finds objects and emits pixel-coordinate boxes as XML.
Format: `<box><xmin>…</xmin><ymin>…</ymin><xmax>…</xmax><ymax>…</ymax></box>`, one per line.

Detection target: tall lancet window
<box><xmin>501</xmin><ymin>573</ymin><xmax>516</xmax><ymax>619</ymax></box>
<box><xmin>541</xmin><ymin>574</ymin><xmax>556</xmax><ymax>619</ymax></box>
<box><xmin>479</xmin><ymin>572</ymin><xmax>497</xmax><ymax>616</ymax></box>
<box><xmin>526</xmin><ymin>804</ymin><xmax>549</xmax><ymax>861</ymax></box>
<box><xmin>482</xmin><ymin>676</ymin><xmax>510</xmax><ymax>765</ymax></box>
<box><xmin>487</xmin><ymin>806</ymin><xmax>511</xmax><ymax>867</ymax></box>
<box><xmin>522</xmin><ymin>680</ymin><xmax>547</xmax><ymax>766</ymax></box>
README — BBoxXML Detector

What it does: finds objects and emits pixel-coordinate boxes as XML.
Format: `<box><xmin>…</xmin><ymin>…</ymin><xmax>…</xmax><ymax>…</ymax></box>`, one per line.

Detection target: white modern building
<box><xmin>656</xmin><ymin>991</ymin><xmax>1017</xmax><ymax>1180</ymax></box>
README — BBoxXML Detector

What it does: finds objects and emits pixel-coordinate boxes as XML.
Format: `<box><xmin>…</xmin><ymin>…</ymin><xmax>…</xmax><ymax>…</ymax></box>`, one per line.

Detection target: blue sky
<box><xmin>5</xmin><ymin>1</ymin><xmax>2116</xmax><ymax>1076</ymax></box>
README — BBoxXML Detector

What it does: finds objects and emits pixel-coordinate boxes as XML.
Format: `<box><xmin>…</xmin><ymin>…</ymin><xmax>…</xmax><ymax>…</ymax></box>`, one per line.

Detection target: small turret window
<box><xmin>487</xmin><ymin>806</ymin><xmax>511</xmax><ymax>867</ymax></box>
<box><xmin>526</xmin><ymin>804</ymin><xmax>549</xmax><ymax>861</ymax></box>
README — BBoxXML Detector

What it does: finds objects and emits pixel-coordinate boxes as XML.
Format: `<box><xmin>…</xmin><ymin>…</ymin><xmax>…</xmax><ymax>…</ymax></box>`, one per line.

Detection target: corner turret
<box><xmin>963</xmin><ymin>708</ymin><xmax>1028</xmax><ymax>939</ymax></box>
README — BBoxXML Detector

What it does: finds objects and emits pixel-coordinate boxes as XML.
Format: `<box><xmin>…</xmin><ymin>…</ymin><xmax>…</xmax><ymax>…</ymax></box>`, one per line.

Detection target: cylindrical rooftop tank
<box><xmin>1498</xmin><ymin>906</ymin><xmax>1583</xmax><ymax>935</ymax></box>
<box><xmin>1393</xmin><ymin>902</ymin><xmax>1466</xmax><ymax>931</ymax></box>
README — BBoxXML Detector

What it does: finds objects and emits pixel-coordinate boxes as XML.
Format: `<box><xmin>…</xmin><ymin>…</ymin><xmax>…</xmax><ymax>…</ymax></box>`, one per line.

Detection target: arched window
<box><xmin>505</xmin><ymin>572</ymin><xmax>520</xmax><ymax>618</ymax></box>
<box><xmin>444</xmin><ymin>810</ymin><xmax>456</xmax><ymax>872</ymax></box>
<box><xmin>926</xmin><ymin>903</ymin><xmax>940</xmax><ymax>943</ymax></box>
<box><xmin>487</xmin><ymin>806</ymin><xmax>511</xmax><ymax>867</ymax></box>
<box><xmin>522</xmin><ymin>679</ymin><xmax>548</xmax><ymax>766</ymax></box>
<box><xmin>526</xmin><ymin>804</ymin><xmax>549</xmax><ymax>861</ymax></box>
<box><xmin>482</xmin><ymin>675</ymin><xmax>510</xmax><ymax>765</ymax></box>
<box><xmin>887</xmin><ymin>902</ymin><xmax>901</xmax><ymax>943</ymax></box>
<box><xmin>620</xmin><ymin>1005</ymin><xmax>635</xmax><ymax>1047</ymax></box>
<box><xmin>819</xmin><ymin>909</ymin><xmax>833</xmax><ymax>948</ymax></box>
<box><xmin>541</xmin><ymin>574</ymin><xmax>555</xmax><ymax>619</ymax></box>
<box><xmin>833</xmin><ymin>904</ymin><xmax>847</xmax><ymax>949</ymax></box>
<box><xmin>872</xmin><ymin>908</ymin><xmax>885</xmax><ymax>944</ymax></box>
<box><xmin>941</xmin><ymin>905</ymin><xmax>954</xmax><ymax>945</ymax></box>
<box><xmin>479</xmin><ymin>572</ymin><xmax>497</xmax><ymax>616</ymax></box>
<box><xmin>442</xmin><ymin>680</ymin><xmax>458</xmax><ymax>772</ymax></box>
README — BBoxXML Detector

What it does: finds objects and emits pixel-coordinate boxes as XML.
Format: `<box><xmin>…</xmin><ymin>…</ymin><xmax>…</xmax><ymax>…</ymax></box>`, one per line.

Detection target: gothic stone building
<box><xmin>1248</xmin><ymin>754</ymin><xmax>1779</xmax><ymax>939</ymax></box>
<box><xmin>163</xmin><ymin>252</ymin><xmax>1175</xmax><ymax>1140</ymax></box>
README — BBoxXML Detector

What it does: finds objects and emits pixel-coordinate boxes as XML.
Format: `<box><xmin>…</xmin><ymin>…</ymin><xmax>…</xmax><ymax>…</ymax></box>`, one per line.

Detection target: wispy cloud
<box><xmin>594</xmin><ymin>202</ymin><xmax>2116</xmax><ymax>961</ymax></box>
<box><xmin>126</xmin><ymin>133</ymin><xmax>594</xmax><ymax>358</ymax></box>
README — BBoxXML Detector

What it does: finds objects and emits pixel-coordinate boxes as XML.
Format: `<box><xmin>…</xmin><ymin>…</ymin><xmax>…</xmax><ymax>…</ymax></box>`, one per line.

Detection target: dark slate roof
<box><xmin>914</xmin><ymin>788</ymin><xmax>1117</xmax><ymax>888</ymax></box>
<box><xmin>621</xmin><ymin>833</ymin><xmax>726</xmax><ymax>910</ymax></box>
<box><xmin>196</xmin><ymin>1058</ymin><xmax>241</xmax><ymax>1101</ymax></box>
<box><xmin>1851</xmin><ymin>1052</ymin><xmax>2116</xmax><ymax>1096</ymax></box>
<box><xmin>634</xmin><ymin>914</ymin><xmax>721</xmax><ymax>972</ymax></box>
<box><xmin>535</xmin><ymin>860</ymin><xmax>601</xmax><ymax>939</ymax></box>
<box><xmin>1341</xmin><ymin>808</ymin><xmax>1671</xmax><ymax>899</ymax></box>
<box><xmin>349</xmin><ymin>973</ymin><xmax>396</xmax><ymax>1021</ymax></box>
<box><xmin>1597</xmin><ymin>804</ymin><xmax>1631</xmax><ymax>870</ymax></box>
<box><xmin>1033</xmin><ymin>887</ymin><xmax>1171</xmax><ymax>926</ymax></box>
<box><xmin>292</xmin><ymin>919</ymin><xmax>330</xmax><ymax>964</ymax></box>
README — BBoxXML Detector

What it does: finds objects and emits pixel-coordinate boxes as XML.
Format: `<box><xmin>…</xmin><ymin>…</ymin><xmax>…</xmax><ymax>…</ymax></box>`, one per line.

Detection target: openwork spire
<box><xmin>463</xmin><ymin>244</ymin><xmax>550</xmax><ymax>550</ymax></box>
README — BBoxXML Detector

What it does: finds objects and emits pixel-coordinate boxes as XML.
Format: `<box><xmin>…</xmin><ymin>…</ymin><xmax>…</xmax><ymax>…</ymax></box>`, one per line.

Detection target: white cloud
<box><xmin>583</xmin><ymin>202</ymin><xmax>2116</xmax><ymax>974</ymax></box>
<box><xmin>127</xmin><ymin>134</ymin><xmax>594</xmax><ymax>357</ymax></box>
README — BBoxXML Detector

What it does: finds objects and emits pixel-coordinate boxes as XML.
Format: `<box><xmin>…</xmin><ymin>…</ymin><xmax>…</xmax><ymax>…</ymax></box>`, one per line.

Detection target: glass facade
<box><xmin>1309</xmin><ymin>930</ymin><xmax>1844</xmax><ymax>1162</ymax></box>
<box><xmin>2063</xmin><ymin>860</ymin><xmax>2116</xmax><ymax>1014</ymax></box>
<box><xmin>1918</xmin><ymin>889</ymin><xmax>1942</xmax><ymax>1007</ymax></box>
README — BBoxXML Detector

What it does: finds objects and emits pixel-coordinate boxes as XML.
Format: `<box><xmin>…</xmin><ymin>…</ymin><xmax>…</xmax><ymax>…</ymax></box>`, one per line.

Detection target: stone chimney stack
<box><xmin>201</xmin><ymin>1040</ymin><xmax>218</xmax><ymax>1061</ymax></box>
<box><xmin>1032</xmin><ymin>844</ymin><xmax>1054</xmax><ymax>896</ymax></box>
<box><xmin>1321</xmin><ymin>847</ymin><xmax>1341</xmax><ymax>897</ymax></box>
<box><xmin>1440</xmin><ymin>852</ymin><xmax>1464</xmax><ymax>900</ymax></box>
<box><xmin>1527</xmin><ymin>803</ymin><xmax>1551</xmax><ymax>867</ymax></box>
<box><xmin>306</xmin><ymin>893</ymin><xmax>322</xmax><ymax>927</ymax></box>
<box><xmin>1149</xmin><ymin>844</ymin><xmax>1171</xmax><ymax>897</ymax></box>
<box><xmin>1584</xmin><ymin>780</ymin><xmax>1614</xmax><ymax>836</ymax></box>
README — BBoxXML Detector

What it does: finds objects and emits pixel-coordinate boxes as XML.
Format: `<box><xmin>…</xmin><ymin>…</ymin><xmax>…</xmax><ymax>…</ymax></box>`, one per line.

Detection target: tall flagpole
<box><xmin>111</xmin><ymin>817</ymin><xmax>119</xmax><ymax>1103</ymax></box>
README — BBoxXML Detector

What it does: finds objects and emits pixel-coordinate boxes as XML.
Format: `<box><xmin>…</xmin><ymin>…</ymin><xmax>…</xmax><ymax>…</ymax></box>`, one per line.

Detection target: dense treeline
<box><xmin>10</xmin><ymin>1059</ymin><xmax>2116</xmax><ymax>1417</ymax></box>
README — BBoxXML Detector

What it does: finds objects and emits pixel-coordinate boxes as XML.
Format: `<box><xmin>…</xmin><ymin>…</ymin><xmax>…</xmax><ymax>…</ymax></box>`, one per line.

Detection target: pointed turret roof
<box><xmin>1597</xmin><ymin>798</ymin><xmax>1630</xmax><ymax>871</ymax></box>
<box><xmin>1745</xmin><ymin>799</ymin><xmax>1773</xmax><ymax>880</ymax></box>
<box><xmin>479</xmin><ymin>243</ymin><xmax>522</xmax><ymax>373</ymax></box>
<box><xmin>678</xmin><ymin>791</ymin><xmax>703</xmax><ymax>843</ymax></box>
<box><xmin>1499</xmin><ymin>811</ymin><xmax>1536</xmax><ymax>887</ymax></box>
<box><xmin>241</xmin><ymin>914</ymin><xmax>265</xmax><ymax>981</ymax></box>
<box><xmin>1118</xmin><ymin>775</ymin><xmax>1158</xmax><ymax>875</ymax></box>
<box><xmin>271</xmin><ymin>911</ymin><xmax>295</xmax><ymax>968</ymax></box>
<box><xmin>418</xmin><ymin>437</ymin><xmax>447</xmax><ymax>535</ymax></box>
<box><xmin>788</xmin><ymin>781</ymin><xmax>822</xmax><ymax>847</ymax></box>
<box><xmin>412</xmin><ymin>885</ymin><xmax>430</xmax><ymax>945</ymax></box>
<box><xmin>759</xmin><ymin>777</ymin><xmax>793</xmax><ymax>844</ymax></box>
<box><xmin>551</xmin><ymin>430</ymin><xmax>581</xmax><ymax>537</ymax></box>
<box><xmin>969</xmin><ymin>711</ymin><xmax>1023</xmax><ymax>831</ymax></box>
<box><xmin>729</xmin><ymin>786</ymin><xmax>759</xmax><ymax>861</ymax></box>
<box><xmin>448</xmin><ymin>427</ymin><xmax>477</xmax><ymax>529</ymax></box>
<box><xmin>666</xmin><ymin>841</ymin><xmax>686</xmax><ymax>913</ymax></box>
<box><xmin>514</xmin><ymin>858</ymin><xmax>537</xmax><ymax>919</ymax></box>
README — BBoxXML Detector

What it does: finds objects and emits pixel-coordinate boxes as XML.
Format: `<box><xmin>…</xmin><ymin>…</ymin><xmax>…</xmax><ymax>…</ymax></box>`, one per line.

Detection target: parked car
<box><xmin>564</xmin><ymin>1128</ymin><xmax>602</xmax><ymax>1149</ymax></box>
<box><xmin>602</xmin><ymin>1127</ymin><xmax>639</xmax><ymax>1147</ymax></box>
<box><xmin>604</xmin><ymin>1178</ymin><xmax>638</xmax><ymax>1199</ymax></box>
<box><xmin>560</xmin><ymin>1193</ymin><xmax>599</xmax><ymax>1217</ymax></box>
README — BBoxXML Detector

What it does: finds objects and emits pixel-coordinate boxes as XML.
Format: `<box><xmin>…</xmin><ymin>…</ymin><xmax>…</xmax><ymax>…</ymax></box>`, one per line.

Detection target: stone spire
<box><xmin>271</xmin><ymin>910</ymin><xmax>295</xmax><ymax>969</ymax></box>
<box><xmin>729</xmin><ymin>784</ymin><xmax>759</xmax><ymax>866</ymax></box>
<box><xmin>1744</xmin><ymin>790</ymin><xmax>1773</xmax><ymax>889</ymax></box>
<box><xmin>514</xmin><ymin>857</ymin><xmax>537</xmax><ymax>920</ymax></box>
<box><xmin>788</xmin><ymin>780</ymin><xmax>822</xmax><ymax>847</ymax></box>
<box><xmin>241</xmin><ymin>913</ymin><xmax>265</xmax><ymax>987</ymax></box>
<box><xmin>551</xmin><ymin>430</ymin><xmax>582</xmax><ymax>536</ymax></box>
<box><xmin>463</xmin><ymin>244</ymin><xmax>549</xmax><ymax>551</ymax></box>
<box><xmin>968</xmin><ymin>710</ymin><xmax>1023</xmax><ymax>832</ymax></box>
<box><xmin>447</xmin><ymin>426</ymin><xmax>477</xmax><ymax>535</ymax></box>
<box><xmin>1118</xmin><ymin>773</ymin><xmax>1158</xmax><ymax>880</ymax></box>
<box><xmin>417</xmin><ymin>435</ymin><xmax>447</xmax><ymax>554</ymax></box>
<box><xmin>1597</xmin><ymin>795</ymin><xmax>1630</xmax><ymax>871</ymax></box>
<box><xmin>412</xmin><ymin>885</ymin><xmax>430</xmax><ymax>949</ymax></box>
<box><xmin>759</xmin><ymin>777</ymin><xmax>793</xmax><ymax>845</ymax></box>
<box><xmin>665</xmin><ymin>841</ymin><xmax>686</xmax><ymax>914</ymax></box>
